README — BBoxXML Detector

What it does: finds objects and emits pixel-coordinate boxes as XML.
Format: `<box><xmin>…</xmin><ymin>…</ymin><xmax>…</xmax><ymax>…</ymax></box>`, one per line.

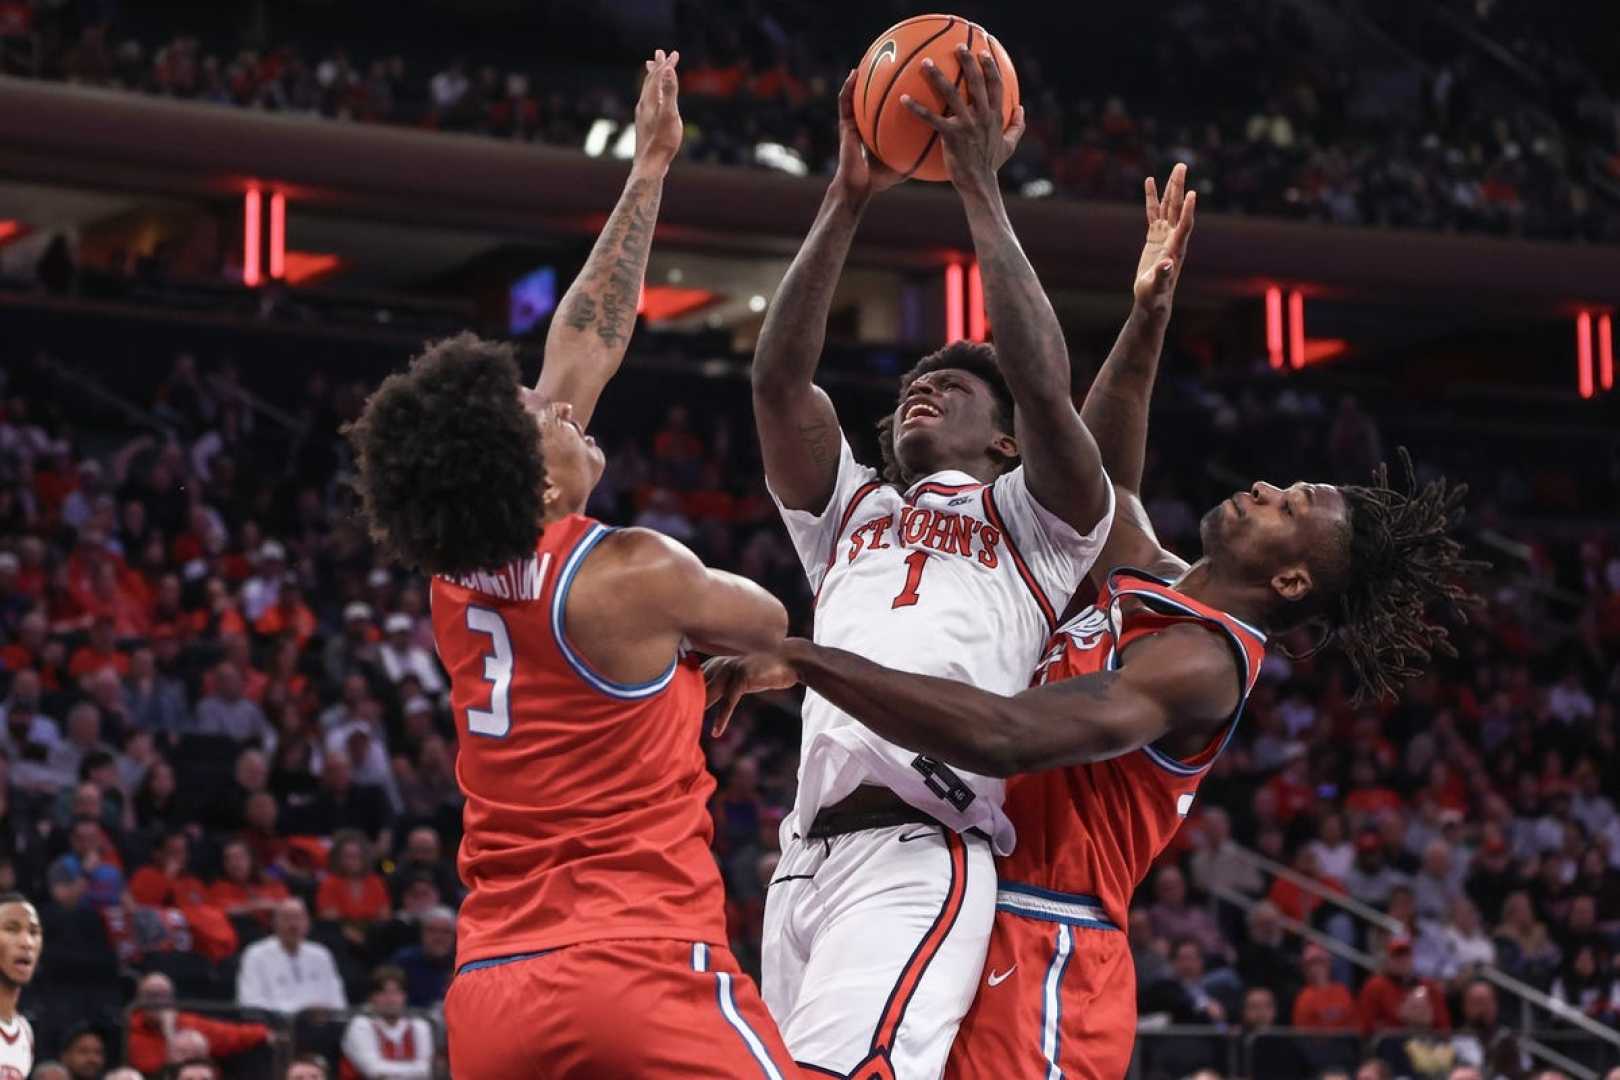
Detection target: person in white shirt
<box><xmin>341</xmin><ymin>966</ymin><xmax>433</xmax><ymax>1079</ymax></box>
<box><xmin>236</xmin><ymin>898</ymin><xmax>347</xmax><ymax>1015</ymax></box>
<box><xmin>240</xmin><ymin>541</ymin><xmax>288</xmax><ymax>622</ymax></box>
<box><xmin>377</xmin><ymin>615</ymin><xmax>445</xmax><ymax>696</ymax></box>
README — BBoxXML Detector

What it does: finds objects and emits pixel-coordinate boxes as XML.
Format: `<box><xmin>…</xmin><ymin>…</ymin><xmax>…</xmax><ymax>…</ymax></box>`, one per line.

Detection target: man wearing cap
<box><xmin>1359</xmin><ymin>936</ymin><xmax>1452</xmax><ymax>1034</ymax></box>
<box><xmin>324</xmin><ymin>603</ymin><xmax>381</xmax><ymax>686</ymax></box>
<box><xmin>1292</xmin><ymin>942</ymin><xmax>1360</xmax><ymax>1032</ymax></box>
<box><xmin>377</xmin><ymin>614</ymin><xmax>443</xmax><ymax>696</ymax></box>
<box><xmin>241</xmin><ymin>541</ymin><xmax>287</xmax><ymax>622</ymax></box>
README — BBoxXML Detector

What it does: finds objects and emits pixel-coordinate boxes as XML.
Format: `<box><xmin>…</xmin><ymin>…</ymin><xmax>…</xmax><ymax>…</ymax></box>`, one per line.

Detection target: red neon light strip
<box><xmin>243</xmin><ymin>188</ymin><xmax>261</xmax><ymax>288</ymax></box>
<box><xmin>1600</xmin><ymin>314</ymin><xmax>1614</xmax><ymax>392</ymax></box>
<box><xmin>967</xmin><ymin>260</ymin><xmax>985</xmax><ymax>342</ymax></box>
<box><xmin>268</xmin><ymin>193</ymin><xmax>286</xmax><ymax>280</ymax></box>
<box><xmin>1577</xmin><ymin>311</ymin><xmax>1594</xmax><ymax>399</ymax></box>
<box><xmin>0</xmin><ymin>221</ymin><xmax>22</xmax><ymax>243</ymax></box>
<box><xmin>945</xmin><ymin>262</ymin><xmax>965</xmax><ymax>342</ymax></box>
<box><xmin>1265</xmin><ymin>287</ymin><xmax>1283</xmax><ymax>370</ymax></box>
<box><xmin>1287</xmin><ymin>290</ymin><xmax>1305</xmax><ymax>370</ymax></box>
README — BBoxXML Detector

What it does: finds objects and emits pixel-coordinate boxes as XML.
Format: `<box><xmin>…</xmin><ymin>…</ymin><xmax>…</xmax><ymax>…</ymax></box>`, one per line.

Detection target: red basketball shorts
<box><xmin>945</xmin><ymin>884</ymin><xmax>1136</xmax><ymax>1080</ymax></box>
<box><xmin>445</xmin><ymin>938</ymin><xmax>795</xmax><ymax>1079</ymax></box>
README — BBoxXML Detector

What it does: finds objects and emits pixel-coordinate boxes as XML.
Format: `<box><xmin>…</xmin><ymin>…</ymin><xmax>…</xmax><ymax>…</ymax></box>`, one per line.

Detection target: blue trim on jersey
<box><xmin>1039</xmin><ymin>923</ymin><xmax>1074</xmax><ymax>1079</ymax></box>
<box><xmin>551</xmin><ymin>523</ymin><xmax>678</xmax><ymax>700</ymax></box>
<box><xmin>455</xmin><ymin>949</ymin><xmax>551</xmax><ymax>976</ymax></box>
<box><xmin>1105</xmin><ymin>584</ymin><xmax>1259</xmax><ymax>777</ymax></box>
<box><xmin>996</xmin><ymin>903</ymin><xmax>1118</xmax><ymax>933</ymax></box>
<box><xmin>999</xmin><ymin>882</ymin><xmax>1105</xmax><ymax>908</ymax></box>
<box><xmin>691</xmin><ymin>943</ymin><xmax>784</xmax><ymax>1080</ymax></box>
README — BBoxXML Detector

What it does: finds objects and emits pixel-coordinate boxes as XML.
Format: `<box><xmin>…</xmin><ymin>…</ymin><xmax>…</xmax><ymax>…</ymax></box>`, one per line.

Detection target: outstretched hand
<box><xmin>832</xmin><ymin>70</ymin><xmax>906</xmax><ymax>203</ymax></box>
<box><xmin>703</xmin><ymin>652</ymin><xmax>800</xmax><ymax>738</ymax></box>
<box><xmin>1134</xmin><ymin>162</ymin><xmax>1196</xmax><ymax>310</ymax></box>
<box><xmin>900</xmin><ymin>44</ymin><xmax>1025</xmax><ymax>198</ymax></box>
<box><xmin>635</xmin><ymin>49</ymin><xmax>683</xmax><ymax>173</ymax></box>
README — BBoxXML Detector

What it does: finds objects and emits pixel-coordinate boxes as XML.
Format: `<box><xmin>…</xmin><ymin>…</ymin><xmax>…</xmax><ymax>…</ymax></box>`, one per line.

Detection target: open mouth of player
<box><xmin>899</xmin><ymin>400</ymin><xmax>942</xmax><ymax>428</ymax></box>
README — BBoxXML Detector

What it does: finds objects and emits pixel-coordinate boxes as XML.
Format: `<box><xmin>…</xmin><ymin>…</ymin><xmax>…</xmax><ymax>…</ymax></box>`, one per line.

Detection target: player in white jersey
<box><xmin>742</xmin><ymin>52</ymin><xmax>1113</xmax><ymax>1077</ymax></box>
<box><xmin>0</xmin><ymin>894</ymin><xmax>41</xmax><ymax>1080</ymax></box>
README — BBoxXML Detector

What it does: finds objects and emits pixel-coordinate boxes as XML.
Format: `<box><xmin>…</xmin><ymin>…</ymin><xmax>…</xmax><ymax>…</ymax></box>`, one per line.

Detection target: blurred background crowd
<box><xmin>3</xmin><ymin>0</ymin><xmax>1620</xmax><ymax>243</ymax></box>
<box><xmin>0</xmin><ymin>1</ymin><xmax>1617</xmax><ymax>1079</ymax></box>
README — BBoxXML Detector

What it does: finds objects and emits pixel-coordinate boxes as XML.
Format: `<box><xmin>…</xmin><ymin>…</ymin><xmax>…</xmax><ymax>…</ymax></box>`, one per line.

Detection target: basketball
<box><xmin>852</xmin><ymin>14</ymin><xmax>1020</xmax><ymax>182</ymax></box>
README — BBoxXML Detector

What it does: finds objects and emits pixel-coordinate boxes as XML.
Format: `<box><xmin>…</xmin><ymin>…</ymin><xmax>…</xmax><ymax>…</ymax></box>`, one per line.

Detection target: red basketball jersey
<box><xmin>431</xmin><ymin>513</ymin><xmax>726</xmax><ymax>967</ymax></box>
<box><xmin>995</xmin><ymin>568</ymin><xmax>1268</xmax><ymax>929</ymax></box>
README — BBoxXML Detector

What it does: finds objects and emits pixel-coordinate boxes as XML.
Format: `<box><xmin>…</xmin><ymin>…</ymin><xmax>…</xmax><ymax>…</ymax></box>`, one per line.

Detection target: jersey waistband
<box><xmin>995</xmin><ymin>883</ymin><xmax>1118</xmax><ymax>931</ymax></box>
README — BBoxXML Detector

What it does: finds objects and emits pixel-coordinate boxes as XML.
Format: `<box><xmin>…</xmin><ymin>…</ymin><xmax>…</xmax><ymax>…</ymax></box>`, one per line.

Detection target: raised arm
<box><xmin>536</xmin><ymin>51</ymin><xmax>682</xmax><ymax>429</ymax></box>
<box><xmin>1081</xmin><ymin>164</ymin><xmax>1195</xmax><ymax>491</ymax></box>
<box><xmin>1078</xmin><ymin>165</ymin><xmax>1197</xmax><ymax>584</ymax></box>
<box><xmin>752</xmin><ymin>72</ymin><xmax>903</xmax><ymax>513</ymax></box>
<box><xmin>767</xmin><ymin>624</ymin><xmax>1236</xmax><ymax>776</ymax></box>
<box><xmin>904</xmin><ymin>47</ymin><xmax>1108</xmax><ymax>534</ymax></box>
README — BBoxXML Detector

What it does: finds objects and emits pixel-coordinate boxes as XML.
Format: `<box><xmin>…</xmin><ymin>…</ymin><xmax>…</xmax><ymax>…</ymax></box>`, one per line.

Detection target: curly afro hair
<box><xmin>876</xmin><ymin>341</ymin><xmax>1018</xmax><ymax>485</ymax></box>
<box><xmin>345</xmin><ymin>333</ymin><xmax>545</xmax><ymax>576</ymax></box>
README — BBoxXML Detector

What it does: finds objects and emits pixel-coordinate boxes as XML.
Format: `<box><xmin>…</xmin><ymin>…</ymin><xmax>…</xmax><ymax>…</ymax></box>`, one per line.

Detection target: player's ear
<box><xmin>988</xmin><ymin>431</ymin><xmax>1018</xmax><ymax>468</ymax></box>
<box><xmin>1269</xmin><ymin>563</ymin><xmax>1314</xmax><ymax>603</ymax></box>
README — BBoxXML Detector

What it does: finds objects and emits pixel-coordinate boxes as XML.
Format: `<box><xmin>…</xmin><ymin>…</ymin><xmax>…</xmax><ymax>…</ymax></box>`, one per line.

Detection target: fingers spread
<box><xmin>978</xmin><ymin>49</ymin><xmax>1002</xmax><ymax>115</ymax></box>
<box><xmin>919</xmin><ymin>57</ymin><xmax>968</xmax><ymax>118</ymax></box>
<box><xmin>1145</xmin><ymin>175</ymin><xmax>1161</xmax><ymax>223</ymax></box>
<box><xmin>900</xmin><ymin>94</ymin><xmax>949</xmax><ymax>132</ymax></box>
<box><xmin>955</xmin><ymin>44</ymin><xmax>988</xmax><ymax>116</ymax></box>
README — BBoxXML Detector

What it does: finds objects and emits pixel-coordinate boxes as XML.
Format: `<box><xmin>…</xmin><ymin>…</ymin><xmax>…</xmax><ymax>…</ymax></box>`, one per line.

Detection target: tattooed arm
<box><xmin>907</xmin><ymin>48</ymin><xmax>1107</xmax><ymax>533</ymax></box>
<box><xmin>537</xmin><ymin>51</ymin><xmax>681</xmax><ymax>429</ymax></box>
<box><xmin>772</xmin><ymin>623</ymin><xmax>1237</xmax><ymax>777</ymax></box>
<box><xmin>752</xmin><ymin>71</ymin><xmax>903</xmax><ymax>513</ymax></box>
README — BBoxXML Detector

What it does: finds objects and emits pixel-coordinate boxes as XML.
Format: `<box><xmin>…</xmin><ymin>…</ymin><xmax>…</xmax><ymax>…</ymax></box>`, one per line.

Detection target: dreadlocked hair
<box><xmin>1329</xmin><ymin>448</ymin><xmax>1488</xmax><ymax>704</ymax></box>
<box><xmin>876</xmin><ymin>341</ymin><xmax>1018</xmax><ymax>484</ymax></box>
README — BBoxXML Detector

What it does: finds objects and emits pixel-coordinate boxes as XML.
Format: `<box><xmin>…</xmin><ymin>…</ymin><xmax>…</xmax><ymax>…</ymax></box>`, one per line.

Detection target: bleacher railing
<box><xmin>1207</xmin><ymin>842</ymin><xmax>1620</xmax><ymax>1078</ymax></box>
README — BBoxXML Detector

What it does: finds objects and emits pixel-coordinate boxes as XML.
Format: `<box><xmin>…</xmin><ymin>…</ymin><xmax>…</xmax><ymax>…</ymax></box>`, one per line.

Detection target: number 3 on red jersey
<box><xmin>465</xmin><ymin>607</ymin><xmax>513</xmax><ymax>737</ymax></box>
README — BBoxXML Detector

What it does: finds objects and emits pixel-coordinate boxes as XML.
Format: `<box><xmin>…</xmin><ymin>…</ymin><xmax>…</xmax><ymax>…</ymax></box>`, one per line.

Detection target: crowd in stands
<box><xmin>0</xmin><ymin>310</ymin><xmax>1615</xmax><ymax>1079</ymax></box>
<box><xmin>3</xmin><ymin>0</ymin><xmax>1618</xmax><ymax>244</ymax></box>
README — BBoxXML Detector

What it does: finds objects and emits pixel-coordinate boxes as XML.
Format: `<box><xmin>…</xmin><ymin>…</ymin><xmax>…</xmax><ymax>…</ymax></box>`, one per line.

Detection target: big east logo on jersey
<box><xmin>1034</xmin><ymin>605</ymin><xmax>1111</xmax><ymax>684</ymax></box>
<box><xmin>844</xmin><ymin>506</ymin><xmax>1003</xmax><ymax>568</ymax></box>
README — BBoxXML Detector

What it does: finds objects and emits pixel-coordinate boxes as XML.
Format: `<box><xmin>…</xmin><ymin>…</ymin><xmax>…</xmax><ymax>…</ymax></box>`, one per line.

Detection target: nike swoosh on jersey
<box><xmin>987</xmin><ymin>966</ymin><xmax>1016</xmax><ymax>986</ymax></box>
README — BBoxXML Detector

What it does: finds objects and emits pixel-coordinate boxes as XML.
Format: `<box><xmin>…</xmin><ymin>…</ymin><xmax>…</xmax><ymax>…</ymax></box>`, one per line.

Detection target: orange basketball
<box><xmin>853</xmin><ymin>14</ymin><xmax>1020</xmax><ymax>182</ymax></box>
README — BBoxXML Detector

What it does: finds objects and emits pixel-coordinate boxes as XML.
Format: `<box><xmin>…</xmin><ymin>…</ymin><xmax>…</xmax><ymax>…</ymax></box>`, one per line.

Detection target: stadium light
<box><xmin>1288</xmin><ymin>290</ymin><xmax>1305</xmax><ymax>370</ymax></box>
<box><xmin>611</xmin><ymin>124</ymin><xmax>637</xmax><ymax>160</ymax></box>
<box><xmin>243</xmin><ymin>187</ymin><xmax>261</xmax><ymax>288</ymax></box>
<box><xmin>754</xmin><ymin>142</ymin><xmax>809</xmax><ymax>177</ymax></box>
<box><xmin>967</xmin><ymin>260</ymin><xmax>985</xmax><ymax>342</ymax></box>
<box><xmin>1600</xmin><ymin>314</ymin><xmax>1614</xmax><ymax>393</ymax></box>
<box><xmin>1577</xmin><ymin>311</ymin><xmax>1594</xmax><ymax>399</ymax></box>
<box><xmin>583</xmin><ymin>118</ymin><xmax>615</xmax><ymax>158</ymax></box>
<box><xmin>268</xmin><ymin>192</ymin><xmax>286</xmax><ymax>281</ymax></box>
<box><xmin>1265</xmin><ymin>287</ymin><xmax>1284</xmax><ymax>370</ymax></box>
<box><xmin>945</xmin><ymin>262</ymin><xmax>965</xmax><ymax>343</ymax></box>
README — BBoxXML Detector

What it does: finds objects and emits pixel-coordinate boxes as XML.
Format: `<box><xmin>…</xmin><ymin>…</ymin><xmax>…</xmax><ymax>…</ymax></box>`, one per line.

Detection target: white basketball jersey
<box><xmin>773</xmin><ymin>437</ymin><xmax>1112</xmax><ymax>854</ymax></box>
<box><xmin>0</xmin><ymin>1015</ymin><xmax>33</xmax><ymax>1080</ymax></box>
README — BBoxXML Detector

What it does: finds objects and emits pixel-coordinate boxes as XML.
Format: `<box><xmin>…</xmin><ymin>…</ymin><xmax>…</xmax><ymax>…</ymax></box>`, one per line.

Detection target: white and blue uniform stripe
<box><xmin>552</xmin><ymin>523</ymin><xmax>678</xmax><ymax>699</ymax></box>
<box><xmin>691</xmin><ymin>943</ymin><xmax>785</xmax><ymax>1080</ymax></box>
<box><xmin>1039</xmin><ymin>923</ymin><xmax>1074</xmax><ymax>1080</ymax></box>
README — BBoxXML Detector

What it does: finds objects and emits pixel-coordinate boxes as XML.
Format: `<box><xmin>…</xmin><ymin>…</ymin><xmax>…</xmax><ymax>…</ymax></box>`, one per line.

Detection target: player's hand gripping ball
<box><xmin>852</xmin><ymin>14</ymin><xmax>1019</xmax><ymax>182</ymax></box>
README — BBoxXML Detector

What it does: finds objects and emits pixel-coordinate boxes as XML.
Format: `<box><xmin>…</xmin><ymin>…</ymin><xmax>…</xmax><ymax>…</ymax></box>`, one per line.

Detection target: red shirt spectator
<box><xmin>209</xmin><ymin>838</ymin><xmax>290</xmax><ymax>927</ymax></box>
<box><xmin>317</xmin><ymin>832</ymin><xmax>392</xmax><ymax>924</ymax></box>
<box><xmin>1291</xmin><ymin>944</ymin><xmax>1360</xmax><ymax>1031</ymax></box>
<box><xmin>254</xmin><ymin>587</ymin><xmax>317</xmax><ymax>649</ymax></box>
<box><xmin>129</xmin><ymin>833</ymin><xmax>211</xmax><ymax>909</ymax></box>
<box><xmin>1263</xmin><ymin>758</ymin><xmax>1315</xmax><ymax>824</ymax></box>
<box><xmin>68</xmin><ymin>617</ymin><xmax>131</xmax><ymax>679</ymax></box>
<box><xmin>1267</xmin><ymin>849</ymin><xmax>1346</xmax><ymax>924</ymax></box>
<box><xmin>1357</xmin><ymin>938</ymin><xmax>1451</xmax><ymax>1034</ymax></box>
